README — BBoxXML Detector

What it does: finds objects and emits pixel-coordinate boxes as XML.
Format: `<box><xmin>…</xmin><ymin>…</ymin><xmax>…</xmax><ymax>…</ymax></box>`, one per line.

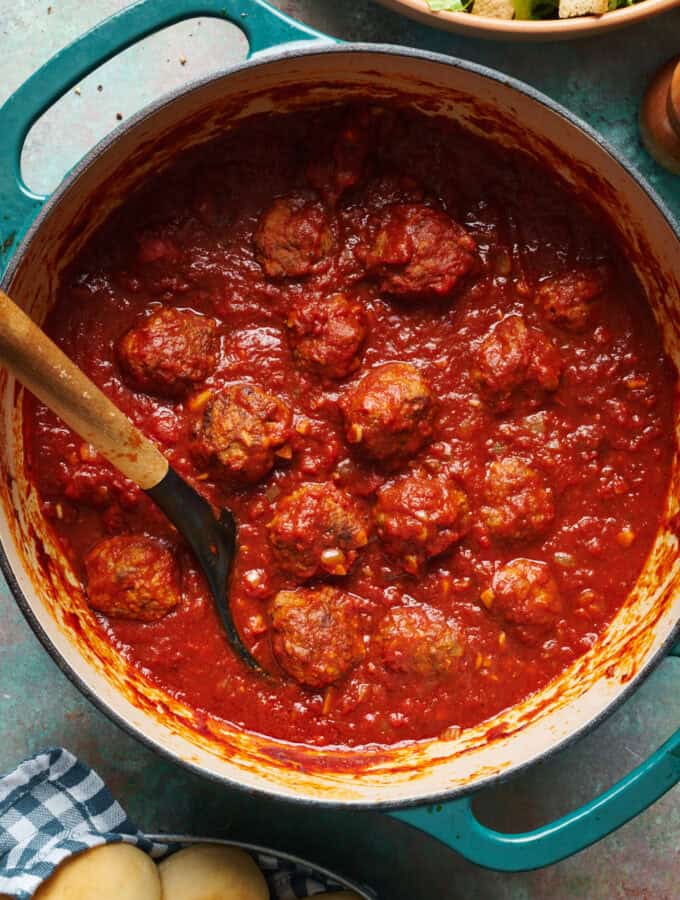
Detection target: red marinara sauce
<box><xmin>25</xmin><ymin>105</ymin><xmax>676</xmax><ymax>748</ymax></box>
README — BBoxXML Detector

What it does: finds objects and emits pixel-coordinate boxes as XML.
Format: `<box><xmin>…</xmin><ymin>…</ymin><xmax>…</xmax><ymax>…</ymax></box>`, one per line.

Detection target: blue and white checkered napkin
<box><xmin>0</xmin><ymin>748</ymin><xmax>363</xmax><ymax>899</ymax></box>
<box><xmin>0</xmin><ymin>748</ymin><xmax>164</xmax><ymax>898</ymax></box>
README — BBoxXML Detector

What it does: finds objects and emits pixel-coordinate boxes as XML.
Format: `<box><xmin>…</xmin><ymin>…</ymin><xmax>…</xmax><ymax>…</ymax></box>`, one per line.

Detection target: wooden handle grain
<box><xmin>0</xmin><ymin>289</ymin><xmax>168</xmax><ymax>490</ymax></box>
<box><xmin>639</xmin><ymin>56</ymin><xmax>680</xmax><ymax>175</ymax></box>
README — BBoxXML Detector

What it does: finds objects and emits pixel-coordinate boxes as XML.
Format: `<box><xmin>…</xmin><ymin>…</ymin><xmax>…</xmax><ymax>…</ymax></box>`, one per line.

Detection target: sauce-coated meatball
<box><xmin>84</xmin><ymin>535</ymin><xmax>181</xmax><ymax>621</ymax></box>
<box><xmin>268</xmin><ymin>482</ymin><xmax>368</xmax><ymax>580</ymax></box>
<box><xmin>191</xmin><ymin>383</ymin><xmax>292</xmax><ymax>483</ymax></box>
<box><xmin>117</xmin><ymin>308</ymin><xmax>219</xmax><ymax>397</ymax></box>
<box><xmin>373</xmin><ymin>604</ymin><xmax>464</xmax><ymax>676</ymax></box>
<box><xmin>491</xmin><ymin>558</ymin><xmax>563</xmax><ymax>629</ymax></box>
<box><xmin>535</xmin><ymin>267</ymin><xmax>607</xmax><ymax>331</ymax></box>
<box><xmin>482</xmin><ymin>456</ymin><xmax>555</xmax><ymax>541</ymax></box>
<box><xmin>340</xmin><ymin>362</ymin><xmax>436</xmax><ymax>464</ymax></box>
<box><xmin>375</xmin><ymin>475</ymin><xmax>470</xmax><ymax>574</ymax></box>
<box><xmin>287</xmin><ymin>293</ymin><xmax>368</xmax><ymax>379</ymax></box>
<box><xmin>270</xmin><ymin>586</ymin><xmax>366</xmax><ymax>688</ymax></box>
<box><xmin>254</xmin><ymin>194</ymin><xmax>333</xmax><ymax>279</ymax></box>
<box><xmin>475</xmin><ymin>315</ymin><xmax>561</xmax><ymax>403</ymax></box>
<box><xmin>306</xmin><ymin>110</ymin><xmax>371</xmax><ymax>205</ymax></box>
<box><xmin>363</xmin><ymin>204</ymin><xmax>476</xmax><ymax>298</ymax></box>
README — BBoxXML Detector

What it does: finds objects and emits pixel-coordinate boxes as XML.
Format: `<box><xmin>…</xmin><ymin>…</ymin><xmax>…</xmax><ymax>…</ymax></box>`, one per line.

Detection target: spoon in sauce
<box><xmin>0</xmin><ymin>288</ymin><xmax>260</xmax><ymax>671</ymax></box>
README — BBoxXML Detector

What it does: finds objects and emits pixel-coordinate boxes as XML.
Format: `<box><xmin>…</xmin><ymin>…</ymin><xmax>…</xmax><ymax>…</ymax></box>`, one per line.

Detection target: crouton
<box><xmin>472</xmin><ymin>0</ymin><xmax>515</xmax><ymax>16</ymax></box>
<box><xmin>559</xmin><ymin>0</ymin><xmax>607</xmax><ymax>17</ymax></box>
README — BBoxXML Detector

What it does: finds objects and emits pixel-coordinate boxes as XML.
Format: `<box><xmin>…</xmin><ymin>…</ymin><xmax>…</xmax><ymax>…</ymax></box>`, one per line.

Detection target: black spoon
<box><xmin>0</xmin><ymin>288</ymin><xmax>259</xmax><ymax>671</ymax></box>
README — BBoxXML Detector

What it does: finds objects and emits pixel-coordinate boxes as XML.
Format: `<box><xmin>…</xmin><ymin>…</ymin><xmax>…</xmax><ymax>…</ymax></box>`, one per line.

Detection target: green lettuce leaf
<box><xmin>426</xmin><ymin>0</ymin><xmax>471</xmax><ymax>11</ymax></box>
<box><xmin>512</xmin><ymin>0</ymin><xmax>559</xmax><ymax>17</ymax></box>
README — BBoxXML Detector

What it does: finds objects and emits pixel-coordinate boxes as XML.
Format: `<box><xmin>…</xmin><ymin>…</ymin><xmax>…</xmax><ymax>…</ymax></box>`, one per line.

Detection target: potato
<box><xmin>158</xmin><ymin>845</ymin><xmax>269</xmax><ymax>900</ymax></box>
<box><xmin>33</xmin><ymin>843</ymin><xmax>161</xmax><ymax>900</ymax></box>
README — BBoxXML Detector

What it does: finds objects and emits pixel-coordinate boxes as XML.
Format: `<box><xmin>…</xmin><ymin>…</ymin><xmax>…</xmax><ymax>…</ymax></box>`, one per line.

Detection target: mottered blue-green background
<box><xmin>0</xmin><ymin>1</ymin><xmax>678</xmax><ymax>896</ymax></box>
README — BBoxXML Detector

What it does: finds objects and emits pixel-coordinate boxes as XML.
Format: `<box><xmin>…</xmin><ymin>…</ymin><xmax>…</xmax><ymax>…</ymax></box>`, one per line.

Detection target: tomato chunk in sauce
<box><xmin>25</xmin><ymin>104</ymin><xmax>675</xmax><ymax>748</ymax></box>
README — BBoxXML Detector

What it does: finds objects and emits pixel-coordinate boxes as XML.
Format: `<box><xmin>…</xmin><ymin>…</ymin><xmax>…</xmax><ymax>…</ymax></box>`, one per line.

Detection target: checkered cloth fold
<box><xmin>0</xmin><ymin>748</ymin><xmax>164</xmax><ymax>898</ymax></box>
<box><xmin>0</xmin><ymin>748</ymin><xmax>364</xmax><ymax>898</ymax></box>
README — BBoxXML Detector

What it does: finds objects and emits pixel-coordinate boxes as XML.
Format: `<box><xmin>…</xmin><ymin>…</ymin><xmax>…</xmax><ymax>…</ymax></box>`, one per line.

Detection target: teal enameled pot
<box><xmin>0</xmin><ymin>0</ymin><xmax>679</xmax><ymax>874</ymax></box>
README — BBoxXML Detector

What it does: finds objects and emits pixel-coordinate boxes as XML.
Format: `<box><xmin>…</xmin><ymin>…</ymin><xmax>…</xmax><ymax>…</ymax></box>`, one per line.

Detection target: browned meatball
<box><xmin>491</xmin><ymin>558</ymin><xmax>563</xmax><ymax>629</ymax></box>
<box><xmin>474</xmin><ymin>315</ymin><xmax>561</xmax><ymax>403</ymax></box>
<box><xmin>306</xmin><ymin>110</ymin><xmax>370</xmax><ymax>205</ymax></box>
<box><xmin>287</xmin><ymin>293</ymin><xmax>368</xmax><ymax>379</ymax></box>
<box><xmin>373</xmin><ymin>605</ymin><xmax>464</xmax><ymax>677</ymax></box>
<box><xmin>340</xmin><ymin>363</ymin><xmax>436</xmax><ymax>464</ymax></box>
<box><xmin>375</xmin><ymin>475</ymin><xmax>470</xmax><ymax>574</ymax></box>
<box><xmin>117</xmin><ymin>308</ymin><xmax>219</xmax><ymax>397</ymax></box>
<box><xmin>268</xmin><ymin>482</ymin><xmax>368</xmax><ymax>580</ymax></box>
<box><xmin>270</xmin><ymin>586</ymin><xmax>366</xmax><ymax>688</ymax></box>
<box><xmin>254</xmin><ymin>194</ymin><xmax>334</xmax><ymax>279</ymax></box>
<box><xmin>360</xmin><ymin>174</ymin><xmax>425</xmax><ymax>212</ymax></box>
<box><xmin>363</xmin><ymin>204</ymin><xmax>476</xmax><ymax>298</ymax></box>
<box><xmin>482</xmin><ymin>456</ymin><xmax>555</xmax><ymax>541</ymax></box>
<box><xmin>191</xmin><ymin>383</ymin><xmax>292</xmax><ymax>483</ymax></box>
<box><xmin>84</xmin><ymin>535</ymin><xmax>181</xmax><ymax>622</ymax></box>
<box><xmin>535</xmin><ymin>267</ymin><xmax>608</xmax><ymax>331</ymax></box>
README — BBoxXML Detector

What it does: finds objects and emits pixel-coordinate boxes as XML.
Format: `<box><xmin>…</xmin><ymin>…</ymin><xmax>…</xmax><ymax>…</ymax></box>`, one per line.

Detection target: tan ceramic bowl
<box><xmin>375</xmin><ymin>0</ymin><xmax>680</xmax><ymax>40</ymax></box>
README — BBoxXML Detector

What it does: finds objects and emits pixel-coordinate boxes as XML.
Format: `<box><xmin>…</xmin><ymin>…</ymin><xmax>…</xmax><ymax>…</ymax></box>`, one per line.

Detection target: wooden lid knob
<box><xmin>639</xmin><ymin>56</ymin><xmax>680</xmax><ymax>175</ymax></box>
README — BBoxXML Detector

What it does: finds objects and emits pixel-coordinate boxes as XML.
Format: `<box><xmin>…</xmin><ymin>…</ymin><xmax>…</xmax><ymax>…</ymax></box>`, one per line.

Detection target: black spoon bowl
<box><xmin>147</xmin><ymin>467</ymin><xmax>259</xmax><ymax>670</ymax></box>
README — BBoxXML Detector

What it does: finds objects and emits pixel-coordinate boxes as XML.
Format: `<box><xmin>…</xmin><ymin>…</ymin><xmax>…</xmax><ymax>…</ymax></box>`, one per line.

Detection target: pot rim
<box><xmin>2</xmin><ymin>42</ymin><xmax>679</xmax><ymax>811</ymax></box>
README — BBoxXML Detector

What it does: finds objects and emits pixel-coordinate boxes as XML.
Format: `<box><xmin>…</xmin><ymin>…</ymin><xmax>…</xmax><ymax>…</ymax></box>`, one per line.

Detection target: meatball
<box><xmin>268</xmin><ymin>482</ymin><xmax>368</xmax><ymax>580</ymax></box>
<box><xmin>136</xmin><ymin>234</ymin><xmax>181</xmax><ymax>266</ymax></box>
<box><xmin>287</xmin><ymin>293</ymin><xmax>368</xmax><ymax>379</ymax></box>
<box><xmin>474</xmin><ymin>315</ymin><xmax>561</xmax><ymax>403</ymax></box>
<box><xmin>482</xmin><ymin>456</ymin><xmax>555</xmax><ymax>541</ymax></box>
<box><xmin>360</xmin><ymin>174</ymin><xmax>425</xmax><ymax>212</ymax></box>
<box><xmin>84</xmin><ymin>535</ymin><xmax>181</xmax><ymax>622</ymax></box>
<box><xmin>373</xmin><ymin>605</ymin><xmax>464</xmax><ymax>677</ymax></box>
<box><xmin>491</xmin><ymin>558</ymin><xmax>563</xmax><ymax>629</ymax></box>
<box><xmin>363</xmin><ymin>204</ymin><xmax>476</xmax><ymax>298</ymax></box>
<box><xmin>117</xmin><ymin>308</ymin><xmax>219</xmax><ymax>397</ymax></box>
<box><xmin>375</xmin><ymin>475</ymin><xmax>470</xmax><ymax>574</ymax></box>
<box><xmin>270</xmin><ymin>586</ymin><xmax>366</xmax><ymax>688</ymax></box>
<box><xmin>306</xmin><ymin>110</ymin><xmax>371</xmax><ymax>205</ymax></box>
<box><xmin>191</xmin><ymin>383</ymin><xmax>292</xmax><ymax>483</ymax></box>
<box><xmin>535</xmin><ymin>267</ymin><xmax>608</xmax><ymax>331</ymax></box>
<box><xmin>254</xmin><ymin>194</ymin><xmax>334</xmax><ymax>279</ymax></box>
<box><xmin>340</xmin><ymin>363</ymin><xmax>436</xmax><ymax>464</ymax></box>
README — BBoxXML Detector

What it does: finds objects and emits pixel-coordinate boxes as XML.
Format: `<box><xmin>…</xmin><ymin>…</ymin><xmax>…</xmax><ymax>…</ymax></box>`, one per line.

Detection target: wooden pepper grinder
<box><xmin>639</xmin><ymin>56</ymin><xmax>680</xmax><ymax>175</ymax></box>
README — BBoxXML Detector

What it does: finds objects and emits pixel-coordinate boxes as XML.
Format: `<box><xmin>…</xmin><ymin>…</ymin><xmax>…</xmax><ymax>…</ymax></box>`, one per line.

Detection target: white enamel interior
<box><xmin>1</xmin><ymin>48</ymin><xmax>679</xmax><ymax>807</ymax></box>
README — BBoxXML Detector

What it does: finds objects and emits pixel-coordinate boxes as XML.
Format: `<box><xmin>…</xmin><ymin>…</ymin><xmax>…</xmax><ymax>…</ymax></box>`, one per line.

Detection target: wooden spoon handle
<box><xmin>0</xmin><ymin>289</ymin><xmax>168</xmax><ymax>490</ymax></box>
<box><xmin>639</xmin><ymin>56</ymin><xmax>680</xmax><ymax>175</ymax></box>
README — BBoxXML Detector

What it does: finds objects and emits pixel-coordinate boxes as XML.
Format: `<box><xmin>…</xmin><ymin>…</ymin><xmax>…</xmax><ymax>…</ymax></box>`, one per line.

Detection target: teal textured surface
<box><xmin>396</xmin><ymin>729</ymin><xmax>680</xmax><ymax>871</ymax></box>
<box><xmin>0</xmin><ymin>1</ymin><xmax>678</xmax><ymax>895</ymax></box>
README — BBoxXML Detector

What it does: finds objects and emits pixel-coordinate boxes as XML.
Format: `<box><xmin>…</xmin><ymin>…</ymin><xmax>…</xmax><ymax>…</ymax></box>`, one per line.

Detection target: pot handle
<box><xmin>391</xmin><ymin>721</ymin><xmax>680</xmax><ymax>872</ymax></box>
<box><xmin>0</xmin><ymin>0</ymin><xmax>328</xmax><ymax>270</ymax></box>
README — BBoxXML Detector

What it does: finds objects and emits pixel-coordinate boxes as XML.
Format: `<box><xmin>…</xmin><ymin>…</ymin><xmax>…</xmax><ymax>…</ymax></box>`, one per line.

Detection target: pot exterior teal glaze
<box><xmin>0</xmin><ymin>0</ymin><xmax>679</xmax><ymax>875</ymax></box>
